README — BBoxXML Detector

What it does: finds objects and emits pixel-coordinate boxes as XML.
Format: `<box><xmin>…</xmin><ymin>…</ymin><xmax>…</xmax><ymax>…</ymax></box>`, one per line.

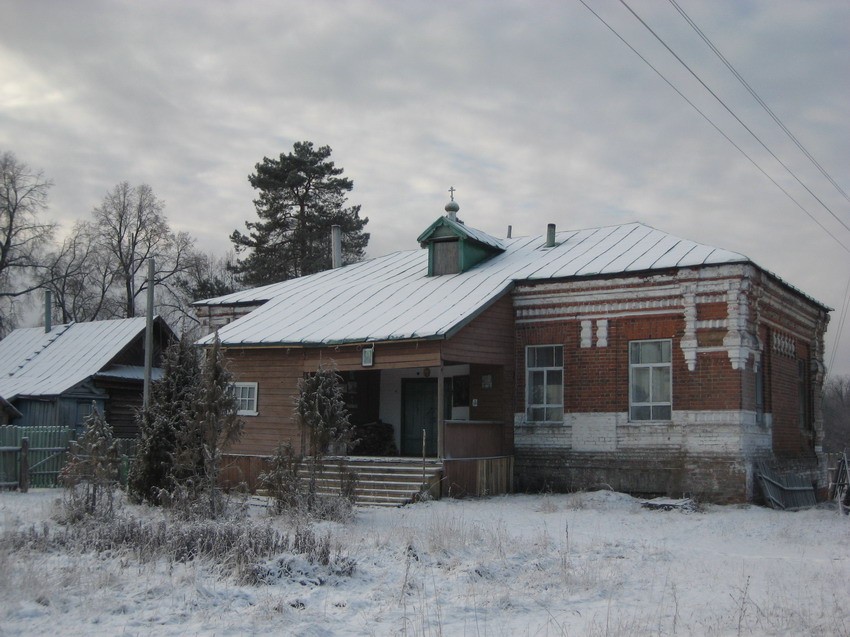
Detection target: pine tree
<box><xmin>295</xmin><ymin>364</ymin><xmax>352</xmax><ymax>510</ymax></box>
<box><xmin>297</xmin><ymin>365</ymin><xmax>353</xmax><ymax>458</ymax></box>
<box><xmin>128</xmin><ymin>335</ymin><xmax>201</xmax><ymax>504</ymax></box>
<box><xmin>230</xmin><ymin>141</ymin><xmax>369</xmax><ymax>286</ymax></box>
<box><xmin>186</xmin><ymin>333</ymin><xmax>243</xmax><ymax>517</ymax></box>
<box><xmin>60</xmin><ymin>405</ymin><xmax>120</xmax><ymax>520</ymax></box>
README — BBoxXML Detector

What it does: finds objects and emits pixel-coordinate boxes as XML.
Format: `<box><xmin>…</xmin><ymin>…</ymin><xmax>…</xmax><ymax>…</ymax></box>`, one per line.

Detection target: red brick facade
<box><xmin>511</xmin><ymin>264</ymin><xmax>829</xmax><ymax>502</ymax></box>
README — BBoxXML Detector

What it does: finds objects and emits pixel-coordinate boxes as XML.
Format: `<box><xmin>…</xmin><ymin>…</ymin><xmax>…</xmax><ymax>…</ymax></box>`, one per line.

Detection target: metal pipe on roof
<box><xmin>546</xmin><ymin>223</ymin><xmax>556</xmax><ymax>248</ymax></box>
<box><xmin>332</xmin><ymin>225</ymin><xmax>342</xmax><ymax>269</ymax></box>
<box><xmin>44</xmin><ymin>290</ymin><xmax>52</xmax><ymax>333</ymax></box>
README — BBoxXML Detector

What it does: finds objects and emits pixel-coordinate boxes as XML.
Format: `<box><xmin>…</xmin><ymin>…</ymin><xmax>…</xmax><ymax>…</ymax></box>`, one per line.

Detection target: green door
<box><xmin>401</xmin><ymin>379</ymin><xmax>438</xmax><ymax>456</ymax></box>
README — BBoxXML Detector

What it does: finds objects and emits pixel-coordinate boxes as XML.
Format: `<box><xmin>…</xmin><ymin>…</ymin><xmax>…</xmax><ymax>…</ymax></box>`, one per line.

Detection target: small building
<box><xmin>195</xmin><ymin>201</ymin><xmax>830</xmax><ymax>502</ymax></box>
<box><xmin>0</xmin><ymin>317</ymin><xmax>174</xmax><ymax>436</ymax></box>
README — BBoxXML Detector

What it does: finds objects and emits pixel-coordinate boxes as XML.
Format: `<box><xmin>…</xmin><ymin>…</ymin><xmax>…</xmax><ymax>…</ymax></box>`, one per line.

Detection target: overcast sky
<box><xmin>2</xmin><ymin>1</ymin><xmax>849</xmax><ymax>376</ymax></box>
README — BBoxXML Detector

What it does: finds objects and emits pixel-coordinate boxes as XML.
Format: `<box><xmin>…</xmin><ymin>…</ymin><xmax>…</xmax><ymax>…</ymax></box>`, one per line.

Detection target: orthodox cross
<box><xmin>448</xmin><ymin>186</ymin><xmax>456</xmax><ymax>201</ymax></box>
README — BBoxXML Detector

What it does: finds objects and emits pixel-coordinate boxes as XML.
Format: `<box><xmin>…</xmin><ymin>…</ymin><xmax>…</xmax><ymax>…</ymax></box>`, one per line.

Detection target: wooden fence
<box><xmin>0</xmin><ymin>426</ymin><xmax>136</xmax><ymax>490</ymax></box>
<box><xmin>442</xmin><ymin>456</ymin><xmax>514</xmax><ymax>497</ymax></box>
<box><xmin>0</xmin><ymin>426</ymin><xmax>74</xmax><ymax>489</ymax></box>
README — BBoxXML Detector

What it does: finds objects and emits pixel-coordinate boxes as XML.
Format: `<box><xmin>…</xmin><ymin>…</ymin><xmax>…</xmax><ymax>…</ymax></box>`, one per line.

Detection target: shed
<box><xmin>0</xmin><ymin>316</ymin><xmax>174</xmax><ymax>436</ymax></box>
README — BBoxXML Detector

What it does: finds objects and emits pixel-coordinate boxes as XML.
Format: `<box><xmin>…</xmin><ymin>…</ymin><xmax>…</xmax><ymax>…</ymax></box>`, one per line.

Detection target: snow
<box><xmin>2</xmin><ymin>489</ymin><xmax>849</xmax><ymax>636</ymax></box>
<box><xmin>198</xmin><ymin>221</ymin><xmax>759</xmax><ymax>348</ymax></box>
<box><xmin>0</xmin><ymin>318</ymin><xmax>156</xmax><ymax>399</ymax></box>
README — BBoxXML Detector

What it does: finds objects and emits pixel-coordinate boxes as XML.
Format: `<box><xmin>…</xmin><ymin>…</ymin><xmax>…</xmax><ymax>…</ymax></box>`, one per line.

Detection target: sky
<box><xmin>1</xmin><ymin>1</ymin><xmax>849</xmax><ymax>376</ymax></box>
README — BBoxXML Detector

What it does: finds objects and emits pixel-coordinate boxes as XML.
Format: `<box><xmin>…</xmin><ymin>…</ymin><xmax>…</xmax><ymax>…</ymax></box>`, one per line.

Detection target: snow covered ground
<box><xmin>1</xmin><ymin>489</ymin><xmax>848</xmax><ymax>636</ymax></box>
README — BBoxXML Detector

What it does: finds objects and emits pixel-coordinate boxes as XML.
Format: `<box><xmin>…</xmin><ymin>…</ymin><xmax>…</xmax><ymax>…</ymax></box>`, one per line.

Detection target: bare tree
<box><xmin>44</xmin><ymin>222</ymin><xmax>118</xmax><ymax>322</ymax></box>
<box><xmin>0</xmin><ymin>151</ymin><xmax>55</xmax><ymax>334</ymax></box>
<box><xmin>155</xmin><ymin>250</ymin><xmax>241</xmax><ymax>331</ymax></box>
<box><xmin>174</xmin><ymin>250</ymin><xmax>240</xmax><ymax>303</ymax></box>
<box><xmin>823</xmin><ymin>375</ymin><xmax>850</xmax><ymax>452</ymax></box>
<box><xmin>90</xmin><ymin>182</ymin><xmax>194</xmax><ymax>317</ymax></box>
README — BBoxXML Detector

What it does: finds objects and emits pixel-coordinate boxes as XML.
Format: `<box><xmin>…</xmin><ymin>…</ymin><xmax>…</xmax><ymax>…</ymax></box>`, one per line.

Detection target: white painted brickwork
<box><xmin>515</xmin><ymin>410</ymin><xmax>771</xmax><ymax>457</ymax></box>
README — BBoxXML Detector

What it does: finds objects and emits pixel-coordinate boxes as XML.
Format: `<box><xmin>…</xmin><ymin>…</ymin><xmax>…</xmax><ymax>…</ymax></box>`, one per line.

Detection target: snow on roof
<box><xmin>94</xmin><ymin>365</ymin><xmax>164</xmax><ymax>382</ymax></box>
<box><xmin>199</xmin><ymin>222</ymin><xmax>752</xmax><ymax>347</ymax></box>
<box><xmin>0</xmin><ymin>317</ymin><xmax>151</xmax><ymax>399</ymax></box>
<box><xmin>417</xmin><ymin>215</ymin><xmax>505</xmax><ymax>250</ymax></box>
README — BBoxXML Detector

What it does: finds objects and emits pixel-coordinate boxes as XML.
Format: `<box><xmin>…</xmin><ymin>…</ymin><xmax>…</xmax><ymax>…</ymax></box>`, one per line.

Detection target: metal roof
<box><xmin>0</xmin><ymin>317</ymin><xmax>153</xmax><ymax>399</ymax></box>
<box><xmin>416</xmin><ymin>215</ymin><xmax>505</xmax><ymax>250</ymax></box>
<box><xmin>199</xmin><ymin>222</ymin><xmax>754</xmax><ymax>347</ymax></box>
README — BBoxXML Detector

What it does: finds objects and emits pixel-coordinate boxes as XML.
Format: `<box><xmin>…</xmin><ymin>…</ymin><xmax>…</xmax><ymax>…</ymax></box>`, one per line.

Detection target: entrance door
<box><xmin>401</xmin><ymin>378</ymin><xmax>438</xmax><ymax>456</ymax></box>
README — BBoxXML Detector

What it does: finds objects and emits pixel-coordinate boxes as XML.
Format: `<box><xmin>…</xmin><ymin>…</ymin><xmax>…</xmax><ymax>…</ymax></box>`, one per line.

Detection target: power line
<box><xmin>667</xmin><ymin>0</ymin><xmax>850</xmax><ymax>207</ymax></box>
<box><xmin>828</xmin><ymin>275</ymin><xmax>850</xmax><ymax>374</ymax></box>
<box><xmin>576</xmin><ymin>0</ymin><xmax>850</xmax><ymax>253</ymax></box>
<box><xmin>661</xmin><ymin>0</ymin><xmax>850</xmax><ymax>377</ymax></box>
<box><xmin>619</xmin><ymin>0</ymin><xmax>850</xmax><ymax>236</ymax></box>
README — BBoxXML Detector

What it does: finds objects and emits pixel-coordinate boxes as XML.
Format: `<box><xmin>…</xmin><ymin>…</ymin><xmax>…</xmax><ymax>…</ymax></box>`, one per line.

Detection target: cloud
<box><xmin>1</xmin><ymin>0</ymin><xmax>848</xmax><ymax>372</ymax></box>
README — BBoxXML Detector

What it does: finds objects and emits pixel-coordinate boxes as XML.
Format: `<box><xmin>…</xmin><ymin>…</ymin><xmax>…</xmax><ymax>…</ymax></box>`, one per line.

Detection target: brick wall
<box><xmin>510</xmin><ymin>264</ymin><xmax>829</xmax><ymax>502</ymax></box>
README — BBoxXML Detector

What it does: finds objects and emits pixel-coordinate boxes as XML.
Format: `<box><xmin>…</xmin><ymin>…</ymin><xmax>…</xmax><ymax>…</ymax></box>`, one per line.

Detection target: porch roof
<box><xmin>198</xmin><ymin>221</ymin><xmax>752</xmax><ymax>347</ymax></box>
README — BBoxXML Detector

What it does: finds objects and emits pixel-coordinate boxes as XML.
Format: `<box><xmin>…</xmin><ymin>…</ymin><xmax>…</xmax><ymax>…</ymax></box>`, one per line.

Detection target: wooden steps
<box><xmin>299</xmin><ymin>457</ymin><xmax>443</xmax><ymax>507</ymax></box>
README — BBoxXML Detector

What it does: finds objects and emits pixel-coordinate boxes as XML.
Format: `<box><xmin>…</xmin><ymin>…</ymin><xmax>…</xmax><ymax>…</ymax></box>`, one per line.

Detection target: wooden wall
<box><xmin>220</xmin><ymin>296</ymin><xmax>517</xmax><ymax>459</ymax></box>
<box><xmin>223</xmin><ymin>347</ymin><xmax>304</xmax><ymax>455</ymax></box>
<box><xmin>442</xmin><ymin>294</ymin><xmax>515</xmax><ymax>367</ymax></box>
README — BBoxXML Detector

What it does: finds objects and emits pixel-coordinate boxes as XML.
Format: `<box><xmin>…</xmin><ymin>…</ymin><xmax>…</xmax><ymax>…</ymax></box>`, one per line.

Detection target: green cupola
<box><xmin>416</xmin><ymin>193</ymin><xmax>505</xmax><ymax>276</ymax></box>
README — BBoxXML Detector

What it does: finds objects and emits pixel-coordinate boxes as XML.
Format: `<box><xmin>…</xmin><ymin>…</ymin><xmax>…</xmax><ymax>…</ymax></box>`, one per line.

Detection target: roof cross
<box><xmin>448</xmin><ymin>186</ymin><xmax>456</xmax><ymax>201</ymax></box>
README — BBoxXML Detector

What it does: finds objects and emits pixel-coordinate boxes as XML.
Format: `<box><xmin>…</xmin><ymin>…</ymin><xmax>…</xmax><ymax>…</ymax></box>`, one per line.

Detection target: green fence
<box><xmin>0</xmin><ymin>426</ymin><xmax>74</xmax><ymax>488</ymax></box>
<box><xmin>0</xmin><ymin>426</ymin><xmax>137</xmax><ymax>489</ymax></box>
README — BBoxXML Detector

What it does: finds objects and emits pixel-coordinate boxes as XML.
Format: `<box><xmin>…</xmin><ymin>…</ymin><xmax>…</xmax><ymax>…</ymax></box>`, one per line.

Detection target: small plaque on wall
<box><xmin>362</xmin><ymin>346</ymin><xmax>374</xmax><ymax>367</ymax></box>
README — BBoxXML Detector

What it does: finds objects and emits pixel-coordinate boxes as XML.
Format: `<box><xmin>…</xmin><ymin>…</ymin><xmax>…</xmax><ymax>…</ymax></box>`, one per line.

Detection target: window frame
<box><xmin>231</xmin><ymin>381</ymin><xmax>259</xmax><ymax>416</ymax></box>
<box><xmin>629</xmin><ymin>339</ymin><xmax>673</xmax><ymax>422</ymax></box>
<box><xmin>525</xmin><ymin>344</ymin><xmax>564</xmax><ymax>423</ymax></box>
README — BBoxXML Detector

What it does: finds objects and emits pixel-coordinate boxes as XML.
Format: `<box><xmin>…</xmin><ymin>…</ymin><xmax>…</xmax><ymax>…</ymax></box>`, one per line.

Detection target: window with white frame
<box><xmin>629</xmin><ymin>340</ymin><xmax>672</xmax><ymax>421</ymax></box>
<box><xmin>231</xmin><ymin>382</ymin><xmax>258</xmax><ymax>416</ymax></box>
<box><xmin>526</xmin><ymin>345</ymin><xmax>564</xmax><ymax>422</ymax></box>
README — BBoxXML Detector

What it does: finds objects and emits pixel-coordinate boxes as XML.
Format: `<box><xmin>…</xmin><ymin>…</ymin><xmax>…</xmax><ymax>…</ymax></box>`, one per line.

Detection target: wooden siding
<box><xmin>94</xmin><ymin>379</ymin><xmax>143</xmax><ymax>438</ymax></box>
<box><xmin>219</xmin><ymin>295</ymin><xmax>517</xmax><ymax>459</ymax></box>
<box><xmin>445</xmin><ymin>420</ymin><xmax>506</xmax><ymax>457</ymax></box>
<box><xmin>432</xmin><ymin>240</ymin><xmax>460</xmax><ymax>275</ymax></box>
<box><xmin>220</xmin><ymin>453</ymin><xmax>272</xmax><ymax>492</ymax></box>
<box><xmin>442</xmin><ymin>294</ymin><xmax>515</xmax><ymax>366</ymax></box>
<box><xmin>223</xmin><ymin>348</ymin><xmax>303</xmax><ymax>455</ymax></box>
<box><xmin>304</xmin><ymin>341</ymin><xmax>443</xmax><ymax>372</ymax></box>
<box><xmin>443</xmin><ymin>456</ymin><xmax>513</xmax><ymax>497</ymax></box>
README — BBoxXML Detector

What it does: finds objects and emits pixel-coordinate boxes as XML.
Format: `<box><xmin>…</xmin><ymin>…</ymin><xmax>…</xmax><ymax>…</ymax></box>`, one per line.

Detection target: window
<box><xmin>526</xmin><ymin>345</ymin><xmax>564</xmax><ymax>422</ymax></box>
<box><xmin>629</xmin><ymin>340</ymin><xmax>672</xmax><ymax>421</ymax></box>
<box><xmin>232</xmin><ymin>382</ymin><xmax>258</xmax><ymax>416</ymax></box>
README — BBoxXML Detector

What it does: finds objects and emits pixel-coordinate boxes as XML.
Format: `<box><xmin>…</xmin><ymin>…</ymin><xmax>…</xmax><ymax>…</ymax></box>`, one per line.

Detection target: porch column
<box><xmin>437</xmin><ymin>364</ymin><xmax>445</xmax><ymax>458</ymax></box>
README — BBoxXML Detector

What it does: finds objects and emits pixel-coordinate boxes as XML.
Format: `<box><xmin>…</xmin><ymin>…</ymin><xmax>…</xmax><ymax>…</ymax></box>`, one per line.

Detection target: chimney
<box><xmin>44</xmin><ymin>289</ymin><xmax>52</xmax><ymax>333</ymax></box>
<box><xmin>546</xmin><ymin>223</ymin><xmax>556</xmax><ymax>248</ymax></box>
<box><xmin>331</xmin><ymin>225</ymin><xmax>342</xmax><ymax>269</ymax></box>
<box><xmin>507</xmin><ymin>225</ymin><xmax>512</xmax><ymax>239</ymax></box>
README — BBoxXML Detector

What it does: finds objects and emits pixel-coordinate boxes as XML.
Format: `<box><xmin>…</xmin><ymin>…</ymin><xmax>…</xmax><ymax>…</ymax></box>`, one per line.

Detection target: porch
<box><xmin>221</xmin><ymin>294</ymin><xmax>517</xmax><ymax>503</ymax></box>
<box><xmin>222</xmin><ymin>360</ymin><xmax>515</xmax><ymax>504</ymax></box>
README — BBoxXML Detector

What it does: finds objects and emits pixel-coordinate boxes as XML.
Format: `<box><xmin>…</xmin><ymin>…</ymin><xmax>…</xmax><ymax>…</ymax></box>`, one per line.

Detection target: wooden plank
<box><xmin>442</xmin><ymin>295</ymin><xmax>515</xmax><ymax>366</ymax></box>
